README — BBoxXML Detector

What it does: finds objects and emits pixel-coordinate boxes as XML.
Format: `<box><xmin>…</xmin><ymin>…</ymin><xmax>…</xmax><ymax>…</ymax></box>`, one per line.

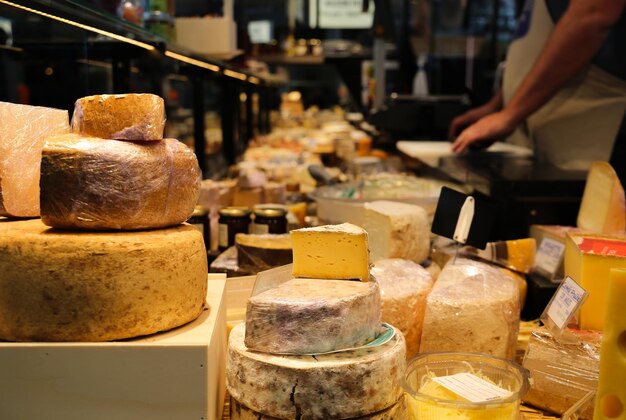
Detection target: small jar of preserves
<box><xmin>253</xmin><ymin>207</ymin><xmax>288</xmax><ymax>234</ymax></box>
<box><xmin>218</xmin><ymin>207</ymin><xmax>251</xmax><ymax>252</ymax></box>
<box><xmin>188</xmin><ymin>205</ymin><xmax>210</xmax><ymax>250</ymax></box>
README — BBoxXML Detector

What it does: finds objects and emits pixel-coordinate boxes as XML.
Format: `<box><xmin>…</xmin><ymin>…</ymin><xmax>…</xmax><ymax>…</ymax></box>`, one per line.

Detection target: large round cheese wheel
<box><xmin>244</xmin><ymin>278</ymin><xmax>381</xmax><ymax>354</ymax></box>
<box><xmin>0</xmin><ymin>219</ymin><xmax>208</xmax><ymax>341</ymax></box>
<box><xmin>230</xmin><ymin>396</ymin><xmax>409</xmax><ymax>419</ymax></box>
<box><xmin>227</xmin><ymin>323</ymin><xmax>406</xmax><ymax>419</ymax></box>
<box><xmin>40</xmin><ymin>135</ymin><xmax>200</xmax><ymax>230</ymax></box>
<box><xmin>71</xmin><ymin>93</ymin><xmax>165</xmax><ymax>141</ymax></box>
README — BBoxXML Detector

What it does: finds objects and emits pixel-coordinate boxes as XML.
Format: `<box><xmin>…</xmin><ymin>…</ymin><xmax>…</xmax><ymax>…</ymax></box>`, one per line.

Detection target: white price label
<box><xmin>432</xmin><ymin>373</ymin><xmax>513</xmax><ymax>403</ymax></box>
<box><xmin>534</xmin><ymin>237</ymin><xmax>565</xmax><ymax>276</ymax></box>
<box><xmin>218</xmin><ymin>223</ymin><xmax>228</xmax><ymax>248</ymax></box>
<box><xmin>546</xmin><ymin>276</ymin><xmax>587</xmax><ymax>329</ymax></box>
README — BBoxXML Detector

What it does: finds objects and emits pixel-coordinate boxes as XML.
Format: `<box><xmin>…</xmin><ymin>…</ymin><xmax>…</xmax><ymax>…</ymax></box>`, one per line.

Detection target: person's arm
<box><xmin>448</xmin><ymin>90</ymin><xmax>503</xmax><ymax>139</ymax></box>
<box><xmin>452</xmin><ymin>0</ymin><xmax>626</xmax><ymax>153</ymax></box>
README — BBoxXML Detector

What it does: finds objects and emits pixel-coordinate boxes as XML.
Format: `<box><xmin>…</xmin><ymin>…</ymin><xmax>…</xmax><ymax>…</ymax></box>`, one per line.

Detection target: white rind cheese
<box><xmin>71</xmin><ymin>93</ymin><xmax>165</xmax><ymax>141</ymax></box>
<box><xmin>291</xmin><ymin>223</ymin><xmax>370</xmax><ymax>280</ymax></box>
<box><xmin>419</xmin><ymin>258</ymin><xmax>520</xmax><ymax>359</ymax></box>
<box><xmin>227</xmin><ymin>323</ymin><xmax>406</xmax><ymax>419</ymax></box>
<box><xmin>40</xmin><ymin>135</ymin><xmax>200</xmax><ymax>230</ymax></box>
<box><xmin>0</xmin><ymin>101</ymin><xmax>69</xmax><ymax>217</ymax></box>
<box><xmin>364</xmin><ymin>200</ymin><xmax>430</xmax><ymax>263</ymax></box>
<box><xmin>371</xmin><ymin>259</ymin><xmax>433</xmax><ymax>360</ymax></box>
<box><xmin>230</xmin><ymin>396</ymin><xmax>409</xmax><ymax>419</ymax></box>
<box><xmin>245</xmin><ymin>278</ymin><xmax>381</xmax><ymax>354</ymax></box>
<box><xmin>0</xmin><ymin>219</ymin><xmax>208</xmax><ymax>342</ymax></box>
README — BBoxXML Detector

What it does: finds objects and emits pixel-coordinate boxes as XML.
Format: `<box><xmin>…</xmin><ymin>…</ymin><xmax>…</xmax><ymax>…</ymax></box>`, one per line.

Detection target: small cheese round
<box><xmin>40</xmin><ymin>135</ymin><xmax>200</xmax><ymax>230</ymax></box>
<box><xmin>230</xmin><ymin>396</ymin><xmax>409</xmax><ymax>419</ymax></box>
<box><xmin>227</xmin><ymin>323</ymin><xmax>406</xmax><ymax>419</ymax></box>
<box><xmin>371</xmin><ymin>259</ymin><xmax>433</xmax><ymax>360</ymax></box>
<box><xmin>71</xmin><ymin>93</ymin><xmax>165</xmax><ymax>140</ymax></box>
<box><xmin>245</xmin><ymin>278</ymin><xmax>381</xmax><ymax>354</ymax></box>
<box><xmin>0</xmin><ymin>219</ymin><xmax>208</xmax><ymax>342</ymax></box>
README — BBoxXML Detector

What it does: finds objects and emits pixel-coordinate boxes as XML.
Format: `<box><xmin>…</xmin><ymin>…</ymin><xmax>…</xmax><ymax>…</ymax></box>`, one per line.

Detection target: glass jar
<box><xmin>253</xmin><ymin>207</ymin><xmax>288</xmax><ymax>234</ymax></box>
<box><xmin>187</xmin><ymin>205</ymin><xmax>210</xmax><ymax>250</ymax></box>
<box><xmin>218</xmin><ymin>207</ymin><xmax>251</xmax><ymax>252</ymax></box>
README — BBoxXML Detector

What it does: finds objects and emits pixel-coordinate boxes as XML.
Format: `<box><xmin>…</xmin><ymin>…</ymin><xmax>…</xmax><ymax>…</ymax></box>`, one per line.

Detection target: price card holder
<box><xmin>532</xmin><ymin>237</ymin><xmax>566</xmax><ymax>282</ymax></box>
<box><xmin>540</xmin><ymin>276</ymin><xmax>588</xmax><ymax>341</ymax></box>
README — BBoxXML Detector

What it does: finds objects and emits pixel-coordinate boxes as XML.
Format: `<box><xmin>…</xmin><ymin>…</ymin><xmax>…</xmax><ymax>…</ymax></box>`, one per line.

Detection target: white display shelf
<box><xmin>0</xmin><ymin>275</ymin><xmax>227</xmax><ymax>420</ymax></box>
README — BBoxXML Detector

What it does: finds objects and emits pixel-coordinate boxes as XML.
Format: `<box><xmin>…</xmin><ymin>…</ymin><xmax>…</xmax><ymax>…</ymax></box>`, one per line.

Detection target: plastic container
<box><xmin>402</xmin><ymin>352</ymin><xmax>530</xmax><ymax>420</ymax></box>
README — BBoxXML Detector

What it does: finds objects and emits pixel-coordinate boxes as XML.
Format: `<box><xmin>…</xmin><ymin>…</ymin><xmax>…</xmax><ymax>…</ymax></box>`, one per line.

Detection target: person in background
<box><xmin>449</xmin><ymin>0</ymin><xmax>626</xmax><ymax>172</ymax></box>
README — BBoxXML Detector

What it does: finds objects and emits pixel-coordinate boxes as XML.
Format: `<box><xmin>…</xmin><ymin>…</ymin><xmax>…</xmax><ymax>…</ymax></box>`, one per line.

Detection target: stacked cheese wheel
<box><xmin>227</xmin><ymin>223</ymin><xmax>408</xmax><ymax>419</ymax></box>
<box><xmin>0</xmin><ymin>94</ymin><xmax>207</xmax><ymax>342</ymax></box>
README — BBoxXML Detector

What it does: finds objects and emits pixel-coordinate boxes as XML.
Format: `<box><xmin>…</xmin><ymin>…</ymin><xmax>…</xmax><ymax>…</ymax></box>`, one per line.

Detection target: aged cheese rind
<box><xmin>230</xmin><ymin>396</ymin><xmax>409</xmax><ymax>420</ymax></box>
<box><xmin>0</xmin><ymin>102</ymin><xmax>69</xmax><ymax>217</ymax></box>
<box><xmin>291</xmin><ymin>223</ymin><xmax>370</xmax><ymax>280</ymax></box>
<box><xmin>371</xmin><ymin>259</ymin><xmax>433</xmax><ymax>360</ymax></box>
<box><xmin>364</xmin><ymin>200</ymin><xmax>430</xmax><ymax>263</ymax></box>
<box><xmin>419</xmin><ymin>258</ymin><xmax>520</xmax><ymax>359</ymax></box>
<box><xmin>40</xmin><ymin>135</ymin><xmax>200</xmax><ymax>230</ymax></box>
<box><xmin>71</xmin><ymin>93</ymin><xmax>165</xmax><ymax>140</ymax></box>
<box><xmin>227</xmin><ymin>323</ymin><xmax>405</xmax><ymax>419</ymax></box>
<box><xmin>244</xmin><ymin>278</ymin><xmax>381</xmax><ymax>354</ymax></box>
<box><xmin>0</xmin><ymin>219</ymin><xmax>208</xmax><ymax>342</ymax></box>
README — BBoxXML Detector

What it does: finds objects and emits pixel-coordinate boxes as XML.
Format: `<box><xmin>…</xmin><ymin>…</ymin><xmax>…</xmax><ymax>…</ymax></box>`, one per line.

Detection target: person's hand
<box><xmin>451</xmin><ymin>110</ymin><xmax>518</xmax><ymax>153</ymax></box>
<box><xmin>448</xmin><ymin>92</ymin><xmax>504</xmax><ymax>139</ymax></box>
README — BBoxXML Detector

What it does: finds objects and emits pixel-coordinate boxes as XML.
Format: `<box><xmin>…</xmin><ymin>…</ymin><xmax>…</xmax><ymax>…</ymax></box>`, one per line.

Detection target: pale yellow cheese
<box><xmin>0</xmin><ymin>219</ymin><xmax>208</xmax><ymax>342</ymax></box>
<box><xmin>291</xmin><ymin>223</ymin><xmax>370</xmax><ymax>280</ymax></box>
<box><xmin>593</xmin><ymin>268</ymin><xmax>626</xmax><ymax>420</ymax></box>
<box><xmin>577</xmin><ymin>161</ymin><xmax>626</xmax><ymax>234</ymax></box>
<box><xmin>564</xmin><ymin>233</ymin><xmax>626</xmax><ymax>331</ymax></box>
<box><xmin>0</xmin><ymin>101</ymin><xmax>69</xmax><ymax>217</ymax></box>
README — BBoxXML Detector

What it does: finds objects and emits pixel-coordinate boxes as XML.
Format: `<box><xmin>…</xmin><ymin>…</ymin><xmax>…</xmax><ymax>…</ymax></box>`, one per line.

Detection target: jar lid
<box><xmin>219</xmin><ymin>207</ymin><xmax>251</xmax><ymax>218</ymax></box>
<box><xmin>254</xmin><ymin>207</ymin><xmax>287</xmax><ymax>218</ymax></box>
<box><xmin>192</xmin><ymin>205</ymin><xmax>209</xmax><ymax>217</ymax></box>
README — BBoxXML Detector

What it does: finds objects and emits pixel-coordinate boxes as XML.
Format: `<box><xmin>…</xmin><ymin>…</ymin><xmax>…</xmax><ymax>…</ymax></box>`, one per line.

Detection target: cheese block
<box><xmin>530</xmin><ymin>224</ymin><xmax>585</xmax><ymax>279</ymax></box>
<box><xmin>594</xmin><ymin>268</ymin><xmax>626</xmax><ymax>420</ymax></box>
<box><xmin>363</xmin><ymin>200</ymin><xmax>430</xmax><ymax>263</ymax></box>
<box><xmin>564</xmin><ymin>233</ymin><xmax>626</xmax><ymax>330</ymax></box>
<box><xmin>371</xmin><ymin>259</ymin><xmax>433</xmax><ymax>360</ymax></box>
<box><xmin>419</xmin><ymin>258</ymin><xmax>520</xmax><ymax>359</ymax></box>
<box><xmin>0</xmin><ymin>101</ymin><xmax>69</xmax><ymax>217</ymax></box>
<box><xmin>227</xmin><ymin>323</ymin><xmax>405</xmax><ymax>419</ymax></box>
<box><xmin>466</xmin><ymin>238</ymin><xmax>536</xmax><ymax>274</ymax></box>
<box><xmin>71</xmin><ymin>93</ymin><xmax>165</xmax><ymax>140</ymax></box>
<box><xmin>245</xmin><ymin>278</ymin><xmax>381</xmax><ymax>354</ymax></box>
<box><xmin>522</xmin><ymin>327</ymin><xmax>601</xmax><ymax>419</ymax></box>
<box><xmin>291</xmin><ymin>223</ymin><xmax>370</xmax><ymax>280</ymax></box>
<box><xmin>236</xmin><ymin>233</ymin><xmax>292</xmax><ymax>273</ymax></box>
<box><xmin>0</xmin><ymin>219</ymin><xmax>208</xmax><ymax>341</ymax></box>
<box><xmin>40</xmin><ymin>135</ymin><xmax>200</xmax><ymax>230</ymax></box>
<box><xmin>230</xmin><ymin>396</ymin><xmax>409</xmax><ymax>420</ymax></box>
<box><xmin>577</xmin><ymin>161</ymin><xmax>626</xmax><ymax>234</ymax></box>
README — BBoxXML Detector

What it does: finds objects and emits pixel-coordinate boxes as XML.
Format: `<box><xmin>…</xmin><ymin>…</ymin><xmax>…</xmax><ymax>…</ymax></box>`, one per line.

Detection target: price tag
<box><xmin>542</xmin><ymin>276</ymin><xmax>588</xmax><ymax>332</ymax></box>
<box><xmin>533</xmin><ymin>237</ymin><xmax>565</xmax><ymax>278</ymax></box>
<box><xmin>432</xmin><ymin>373</ymin><xmax>513</xmax><ymax>403</ymax></box>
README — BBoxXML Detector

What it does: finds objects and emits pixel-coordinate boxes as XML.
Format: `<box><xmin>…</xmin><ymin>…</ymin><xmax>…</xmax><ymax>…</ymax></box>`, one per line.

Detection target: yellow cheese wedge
<box><xmin>564</xmin><ymin>233</ymin><xmax>626</xmax><ymax>331</ymax></box>
<box><xmin>593</xmin><ymin>268</ymin><xmax>626</xmax><ymax>419</ymax></box>
<box><xmin>291</xmin><ymin>223</ymin><xmax>370</xmax><ymax>280</ymax></box>
<box><xmin>578</xmin><ymin>161</ymin><xmax>626</xmax><ymax>235</ymax></box>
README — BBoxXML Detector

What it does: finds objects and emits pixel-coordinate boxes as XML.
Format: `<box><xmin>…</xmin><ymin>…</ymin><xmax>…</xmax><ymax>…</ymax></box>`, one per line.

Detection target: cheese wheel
<box><xmin>371</xmin><ymin>259</ymin><xmax>433</xmax><ymax>360</ymax></box>
<box><xmin>0</xmin><ymin>219</ymin><xmax>208</xmax><ymax>341</ymax></box>
<box><xmin>244</xmin><ymin>278</ymin><xmax>381</xmax><ymax>354</ymax></box>
<box><xmin>420</xmin><ymin>258</ymin><xmax>520</xmax><ymax>359</ymax></box>
<box><xmin>227</xmin><ymin>323</ymin><xmax>405</xmax><ymax>419</ymax></box>
<box><xmin>40</xmin><ymin>135</ymin><xmax>200</xmax><ymax>230</ymax></box>
<box><xmin>71</xmin><ymin>93</ymin><xmax>165</xmax><ymax>140</ymax></box>
<box><xmin>230</xmin><ymin>396</ymin><xmax>409</xmax><ymax>419</ymax></box>
<box><xmin>0</xmin><ymin>101</ymin><xmax>69</xmax><ymax>217</ymax></box>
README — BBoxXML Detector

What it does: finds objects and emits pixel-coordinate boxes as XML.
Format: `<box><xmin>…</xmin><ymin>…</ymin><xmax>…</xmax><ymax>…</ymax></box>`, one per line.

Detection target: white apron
<box><xmin>503</xmin><ymin>0</ymin><xmax>626</xmax><ymax>170</ymax></box>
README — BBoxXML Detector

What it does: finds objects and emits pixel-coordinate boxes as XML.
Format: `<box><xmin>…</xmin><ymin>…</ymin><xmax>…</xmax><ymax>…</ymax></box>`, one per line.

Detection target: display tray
<box><xmin>0</xmin><ymin>274</ymin><xmax>227</xmax><ymax>420</ymax></box>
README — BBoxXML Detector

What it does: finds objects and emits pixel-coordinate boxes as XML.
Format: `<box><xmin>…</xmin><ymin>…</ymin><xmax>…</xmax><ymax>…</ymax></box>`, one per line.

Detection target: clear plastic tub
<box><xmin>403</xmin><ymin>352</ymin><xmax>531</xmax><ymax>420</ymax></box>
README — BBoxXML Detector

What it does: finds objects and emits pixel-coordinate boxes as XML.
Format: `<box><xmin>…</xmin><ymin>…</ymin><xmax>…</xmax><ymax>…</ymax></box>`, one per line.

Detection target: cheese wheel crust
<box><xmin>40</xmin><ymin>135</ymin><xmax>200</xmax><ymax>231</ymax></box>
<box><xmin>227</xmin><ymin>323</ymin><xmax>405</xmax><ymax>419</ymax></box>
<box><xmin>71</xmin><ymin>93</ymin><xmax>165</xmax><ymax>141</ymax></box>
<box><xmin>0</xmin><ymin>219</ymin><xmax>208</xmax><ymax>342</ymax></box>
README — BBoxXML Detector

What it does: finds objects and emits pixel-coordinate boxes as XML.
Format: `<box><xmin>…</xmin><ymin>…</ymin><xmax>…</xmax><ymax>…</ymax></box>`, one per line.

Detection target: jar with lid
<box><xmin>218</xmin><ymin>207</ymin><xmax>251</xmax><ymax>252</ymax></box>
<box><xmin>187</xmin><ymin>205</ymin><xmax>210</xmax><ymax>250</ymax></box>
<box><xmin>253</xmin><ymin>207</ymin><xmax>288</xmax><ymax>234</ymax></box>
